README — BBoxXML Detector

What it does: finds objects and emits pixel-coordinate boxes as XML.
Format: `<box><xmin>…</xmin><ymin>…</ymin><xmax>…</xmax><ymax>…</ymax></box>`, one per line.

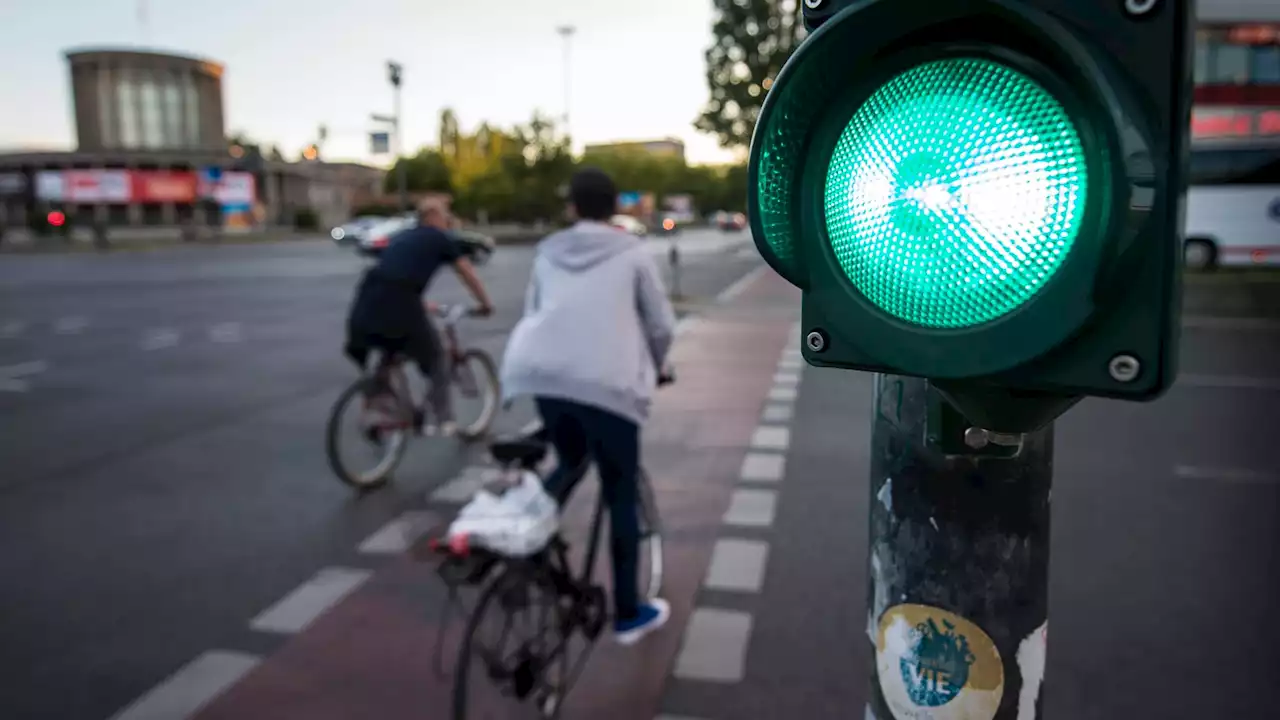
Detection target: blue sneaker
<box><xmin>614</xmin><ymin>598</ymin><xmax>671</xmax><ymax>646</ymax></box>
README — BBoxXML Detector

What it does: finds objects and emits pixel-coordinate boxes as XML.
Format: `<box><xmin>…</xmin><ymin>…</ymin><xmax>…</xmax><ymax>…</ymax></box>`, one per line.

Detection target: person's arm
<box><xmin>634</xmin><ymin>250</ymin><xmax>678</xmax><ymax>371</ymax></box>
<box><xmin>452</xmin><ymin>256</ymin><xmax>495</xmax><ymax>316</ymax></box>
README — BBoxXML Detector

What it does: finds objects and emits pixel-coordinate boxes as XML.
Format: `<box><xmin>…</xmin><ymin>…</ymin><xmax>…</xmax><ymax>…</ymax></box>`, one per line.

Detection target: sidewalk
<box><xmin>107</xmin><ymin>266</ymin><xmax>801</xmax><ymax>720</ymax></box>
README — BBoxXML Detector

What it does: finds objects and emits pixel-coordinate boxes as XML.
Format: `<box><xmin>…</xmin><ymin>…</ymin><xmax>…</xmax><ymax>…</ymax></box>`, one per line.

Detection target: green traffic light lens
<box><xmin>825</xmin><ymin>56</ymin><xmax>1088</xmax><ymax>329</ymax></box>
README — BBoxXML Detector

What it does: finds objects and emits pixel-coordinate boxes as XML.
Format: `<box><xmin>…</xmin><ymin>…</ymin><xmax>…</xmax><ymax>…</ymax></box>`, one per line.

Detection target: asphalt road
<box><xmin>1</xmin><ymin>231</ymin><xmax>1278</xmax><ymax>719</ymax></box>
<box><xmin>0</xmin><ymin>229</ymin><xmax>760</xmax><ymax>720</ymax></box>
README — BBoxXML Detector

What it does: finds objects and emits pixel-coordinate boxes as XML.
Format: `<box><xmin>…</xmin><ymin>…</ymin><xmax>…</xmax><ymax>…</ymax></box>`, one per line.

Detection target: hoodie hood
<box><xmin>538</xmin><ymin>221</ymin><xmax>639</xmax><ymax>272</ymax></box>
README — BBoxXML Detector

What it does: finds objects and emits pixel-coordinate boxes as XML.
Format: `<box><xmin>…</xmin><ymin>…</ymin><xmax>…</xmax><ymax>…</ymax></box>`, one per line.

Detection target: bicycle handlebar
<box><xmin>432</xmin><ymin>303</ymin><xmax>490</xmax><ymax>323</ymax></box>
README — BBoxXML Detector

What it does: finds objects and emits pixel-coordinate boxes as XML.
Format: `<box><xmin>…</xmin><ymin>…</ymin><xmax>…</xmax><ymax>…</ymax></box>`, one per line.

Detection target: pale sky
<box><xmin>0</xmin><ymin>0</ymin><xmax>745</xmax><ymax>166</ymax></box>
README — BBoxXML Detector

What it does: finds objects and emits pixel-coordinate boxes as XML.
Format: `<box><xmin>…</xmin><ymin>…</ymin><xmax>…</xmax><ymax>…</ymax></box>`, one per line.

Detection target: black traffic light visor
<box><xmin>748</xmin><ymin>0</ymin><xmax>1159</xmax><ymax>378</ymax></box>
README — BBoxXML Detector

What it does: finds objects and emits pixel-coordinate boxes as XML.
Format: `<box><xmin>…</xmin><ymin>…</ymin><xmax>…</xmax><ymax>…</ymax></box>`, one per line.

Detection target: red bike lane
<box><xmin>192</xmin><ymin>269</ymin><xmax>800</xmax><ymax>720</ymax></box>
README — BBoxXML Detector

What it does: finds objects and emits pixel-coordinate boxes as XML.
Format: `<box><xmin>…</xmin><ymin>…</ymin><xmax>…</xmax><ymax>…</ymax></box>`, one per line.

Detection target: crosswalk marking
<box><xmin>209</xmin><ymin>322</ymin><xmax>243</xmax><ymax>343</ymax></box>
<box><xmin>141</xmin><ymin>329</ymin><xmax>180</xmax><ymax>351</ymax></box>
<box><xmin>53</xmin><ymin>316</ymin><xmax>88</xmax><ymax>335</ymax></box>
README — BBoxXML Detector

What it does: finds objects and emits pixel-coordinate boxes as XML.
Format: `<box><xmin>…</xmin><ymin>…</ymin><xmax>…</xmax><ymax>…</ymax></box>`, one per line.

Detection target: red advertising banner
<box><xmin>131</xmin><ymin>171</ymin><xmax>197</xmax><ymax>203</ymax></box>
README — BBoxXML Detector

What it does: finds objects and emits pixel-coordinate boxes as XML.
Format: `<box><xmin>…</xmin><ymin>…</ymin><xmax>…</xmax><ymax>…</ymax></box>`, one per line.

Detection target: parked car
<box><xmin>357</xmin><ymin>215</ymin><xmax>417</xmax><ymax>257</ymax></box>
<box><xmin>717</xmin><ymin>211</ymin><xmax>747</xmax><ymax>232</ymax></box>
<box><xmin>330</xmin><ymin>216</ymin><xmax>383</xmax><ymax>246</ymax></box>
<box><xmin>610</xmin><ymin>214</ymin><xmax>648</xmax><ymax>237</ymax></box>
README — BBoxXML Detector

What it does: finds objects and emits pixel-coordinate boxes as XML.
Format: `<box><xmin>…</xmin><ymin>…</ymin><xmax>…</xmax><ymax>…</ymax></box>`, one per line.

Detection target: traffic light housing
<box><xmin>750</xmin><ymin>0</ymin><xmax>1192</xmax><ymax>428</ymax></box>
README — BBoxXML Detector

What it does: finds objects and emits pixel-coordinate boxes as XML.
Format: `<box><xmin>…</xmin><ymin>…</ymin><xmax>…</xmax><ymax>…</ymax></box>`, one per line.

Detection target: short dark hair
<box><xmin>569</xmin><ymin>167</ymin><xmax>617</xmax><ymax>221</ymax></box>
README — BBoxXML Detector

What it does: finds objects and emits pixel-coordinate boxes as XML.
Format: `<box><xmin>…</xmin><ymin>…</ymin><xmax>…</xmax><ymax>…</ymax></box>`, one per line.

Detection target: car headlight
<box><xmin>331</xmin><ymin>227</ymin><xmax>345</xmax><ymax>241</ymax></box>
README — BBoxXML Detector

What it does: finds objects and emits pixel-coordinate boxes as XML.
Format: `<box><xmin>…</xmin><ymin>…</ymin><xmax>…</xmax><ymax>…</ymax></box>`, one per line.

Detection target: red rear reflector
<box><xmin>1251</xmin><ymin>249</ymin><xmax>1267</xmax><ymax>264</ymax></box>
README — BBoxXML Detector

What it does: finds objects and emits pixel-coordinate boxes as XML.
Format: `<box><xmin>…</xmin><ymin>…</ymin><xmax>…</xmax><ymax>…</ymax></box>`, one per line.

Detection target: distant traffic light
<box><xmin>47</xmin><ymin>211</ymin><xmax>66</xmax><ymax>228</ymax></box>
<box><xmin>749</xmin><ymin>0</ymin><xmax>1190</xmax><ymax>420</ymax></box>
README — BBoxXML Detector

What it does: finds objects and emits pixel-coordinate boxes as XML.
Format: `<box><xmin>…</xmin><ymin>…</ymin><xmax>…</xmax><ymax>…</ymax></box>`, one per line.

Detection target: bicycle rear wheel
<box><xmin>325</xmin><ymin>369</ymin><xmax>414</xmax><ymax>490</ymax></box>
<box><xmin>636</xmin><ymin>467</ymin><xmax>665</xmax><ymax>600</ymax></box>
<box><xmin>449</xmin><ymin>349</ymin><xmax>500</xmax><ymax>441</ymax></box>
<box><xmin>453</xmin><ymin>564</ymin><xmax>593</xmax><ymax>720</ymax></box>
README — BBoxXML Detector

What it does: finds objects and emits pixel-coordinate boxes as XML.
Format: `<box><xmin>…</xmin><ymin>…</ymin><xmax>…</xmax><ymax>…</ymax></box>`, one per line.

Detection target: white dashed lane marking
<box><xmin>1173</xmin><ymin>465</ymin><xmax>1277</xmax><ymax>484</ymax></box>
<box><xmin>358</xmin><ymin>511</ymin><xmax>438</xmax><ymax>554</ymax></box>
<box><xmin>739</xmin><ymin>452</ymin><xmax>785</xmax><ymax>483</ymax></box>
<box><xmin>249</xmin><ymin>567</ymin><xmax>371</xmax><ymax>635</ymax></box>
<box><xmin>722</xmin><ymin>488</ymin><xmax>777</xmax><ymax>527</ymax></box>
<box><xmin>0</xmin><ymin>360</ymin><xmax>49</xmax><ymax>393</ymax></box>
<box><xmin>0</xmin><ymin>320</ymin><xmax>24</xmax><ymax>338</ymax></box>
<box><xmin>209</xmin><ymin>322</ymin><xmax>243</xmax><ymax>343</ymax></box>
<box><xmin>53</xmin><ymin>316</ymin><xmax>88</xmax><ymax>335</ymax></box>
<box><xmin>674</xmin><ymin>608</ymin><xmax>754</xmax><ymax>683</ymax></box>
<box><xmin>705</xmin><ymin>538</ymin><xmax>770</xmax><ymax>593</ymax></box>
<box><xmin>767</xmin><ymin>386</ymin><xmax>797</xmax><ymax>402</ymax></box>
<box><xmin>107</xmin><ymin>650</ymin><xmax>260</xmax><ymax>720</ymax></box>
<box><xmin>141</xmin><ymin>329</ymin><xmax>180</xmax><ymax>351</ymax></box>
<box><xmin>750</xmin><ymin>426</ymin><xmax>790</xmax><ymax>451</ymax></box>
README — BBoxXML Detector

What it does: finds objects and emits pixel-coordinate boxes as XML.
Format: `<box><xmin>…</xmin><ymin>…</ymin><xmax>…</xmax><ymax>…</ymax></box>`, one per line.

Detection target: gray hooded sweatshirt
<box><xmin>500</xmin><ymin>221</ymin><xmax>677</xmax><ymax>426</ymax></box>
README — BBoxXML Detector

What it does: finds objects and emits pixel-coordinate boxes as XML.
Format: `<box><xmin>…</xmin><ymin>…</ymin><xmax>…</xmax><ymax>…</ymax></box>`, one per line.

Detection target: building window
<box><xmin>98</xmin><ymin>70</ymin><xmax>116</xmax><ymax>148</ymax></box>
<box><xmin>1211</xmin><ymin>44</ymin><xmax>1251</xmax><ymax>84</ymax></box>
<box><xmin>138</xmin><ymin>76</ymin><xmax>164</xmax><ymax>149</ymax></box>
<box><xmin>163</xmin><ymin>78</ymin><xmax>184</xmax><ymax>147</ymax></box>
<box><xmin>1253</xmin><ymin>46</ymin><xmax>1280</xmax><ymax>84</ymax></box>
<box><xmin>183</xmin><ymin>76</ymin><xmax>201</xmax><ymax>147</ymax></box>
<box><xmin>117</xmin><ymin>76</ymin><xmax>140</xmax><ymax>149</ymax></box>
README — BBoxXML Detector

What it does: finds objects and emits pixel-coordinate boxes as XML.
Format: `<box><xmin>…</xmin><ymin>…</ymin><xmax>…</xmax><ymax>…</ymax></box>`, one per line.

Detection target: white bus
<box><xmin>1184</xmin><ymin>140</ymin><xmax>1280</xmax><ymax>269</ymax></box>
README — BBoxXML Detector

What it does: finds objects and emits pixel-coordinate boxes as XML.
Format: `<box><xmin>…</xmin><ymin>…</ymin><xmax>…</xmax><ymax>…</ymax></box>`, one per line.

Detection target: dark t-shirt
<box><xmin>349</xmin><ymin>224</ymin><xmax>462</xmax><ymax>334</ymax></box>
<box><xmin>372</xmin><ymin>224</ymin><xmax>463</xmax><ymax>294</ymax></box>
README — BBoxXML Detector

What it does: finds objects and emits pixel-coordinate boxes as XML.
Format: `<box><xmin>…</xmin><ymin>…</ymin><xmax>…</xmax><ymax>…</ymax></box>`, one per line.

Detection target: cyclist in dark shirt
<box><xmin>344</xmin><ymin>198</ymin><xmax>494</xmax><ymax>436</ymax></box>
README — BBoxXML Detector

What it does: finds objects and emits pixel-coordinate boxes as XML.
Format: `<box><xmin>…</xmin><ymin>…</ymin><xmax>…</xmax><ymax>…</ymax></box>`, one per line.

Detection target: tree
<box><xmin>384</xmin><ymin>148</ymin><xmax>453</xmax><ymax>194</ymax></box>
<box><xmin>695</xmin><ymin>0</ymin><xmax>805</xmax><ymax>150</ymax></box>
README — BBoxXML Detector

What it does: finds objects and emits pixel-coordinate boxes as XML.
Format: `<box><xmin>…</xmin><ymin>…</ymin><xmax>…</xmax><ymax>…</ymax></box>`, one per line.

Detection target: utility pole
<box><xmin>387</xmin><ymin>60</ymin><xmax>407</xmax><ymax>212</ymax></box>
<box><xmin>556</xmin><ymin>26</ymin><xmax>575</xmax><ymax>143</ymax></box>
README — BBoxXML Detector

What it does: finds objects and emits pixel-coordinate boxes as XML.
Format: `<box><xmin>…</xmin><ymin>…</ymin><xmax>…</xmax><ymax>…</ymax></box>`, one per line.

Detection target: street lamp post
<box><xmin>556</xmin><ymin>26</ymin><xmax>575</xmax><ymax>142</ymax></box>
<box><xmin>387</xmin><ymin>60</ymin><xmax>407</xmax><ymax>212</ymax></box>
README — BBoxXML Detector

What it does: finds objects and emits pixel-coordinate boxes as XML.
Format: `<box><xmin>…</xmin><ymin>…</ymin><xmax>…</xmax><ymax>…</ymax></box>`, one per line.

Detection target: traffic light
<box><xmin>750</xmin><ymin>0</ymin><xmax>1191</xmax><ymax>426</ymax></box>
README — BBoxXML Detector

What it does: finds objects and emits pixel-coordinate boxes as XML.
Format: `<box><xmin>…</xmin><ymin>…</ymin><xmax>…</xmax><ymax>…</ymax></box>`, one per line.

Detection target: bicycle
<box><xmin>325</xmin><ymin>303</ymin><xmax>501</xmax><ymax>490</ymax></box>
<box><xmin>427</xmin><ymin>373</ymin><xmax>673</xmax><ymax>719</ymax></box>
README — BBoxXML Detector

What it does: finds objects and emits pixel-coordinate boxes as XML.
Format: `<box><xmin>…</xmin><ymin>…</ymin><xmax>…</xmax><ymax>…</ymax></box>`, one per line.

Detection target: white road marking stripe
<box><xmin>674</xmin><ymin>608</ymin><xmax>754</xmax><ymax>682</ymax></box>
<box><xmin>767</xmin><ymin>386</ymin><xmax>798</xmax><ymax>402</ymax></box>
<box><xmin>358</xmin><ymin>511</ymin><xmax>438</xmax><ymax>554</ymax></box>
<box><xmin>0</xmin><ymin>320</ymin><xmax>24</xmax><ymax>338</ymax></box>
<box><xmin>1173</xmin><ymin>465</ymin><xmax>1276</xmax><ymax>484</ymax></box>
<box><xmin>209</xmin><ymin>322</ymin><xmax>243</xmax><ymax>343</ymax></box>
<box><xmin>53</xmin><ymin>316</ymin><xmax>88</xmax><ymax>334</ymax></box>
<box><xmin>761</xmin><ymin>404</ymin><xmax>794</xmax><ymax>423</ymax></box>
<box><xmin>740</xmin><ymin>452</ymin><xmax>786</xmax><ymax>483</ymax></box>
<box><xmin>141</xmin><ymin>329</ymin><xmax>180</xmax><ymax>350</ymax></box>
<box><xmin>750</xmin><ymin>426</ymin><xmax>790</xmax><ymax>451</ymax></box>
<box><xmin>777</xmin><ymin>357</ymin><xmax>803</xmax><ymax>370</ymax></box>
<box><xmin>249</xmin><ymin>567</ymin><xmax>371</xmax><ymax>634</ymax></box>
<box><xmin>723</xmin><ymin>488</ymin><xmax>777</xmax><ymax>527</ymax></box>
<box><xmin>716</xmin><ymin>265</ymin><xmax>768</xmax><ymax>304</ymax></box>
<box><xmin>1178</xmin><ymin>373</ymin><xmax>1280</xmax><ymax>391</ymax></box>
<box><xmin>107</xmin><ymin>650</ymin><xmax>259</xmax><ymax>720</ymax></box>
<box><xmin>772</xmin><ymin>370</ymin><xmax>800</xmax><ymax>386</ymax></box>
<box><xmin>705</xmin><ymin>538</ymin><xmax>770</xmax><ymax>593</ymax></box>
<box><xmin>0</xmin><ymin>360</ymin><xmax>49</xmax><ymax>393</ymax></box>
<box><xmin>429</xmin><ymin>466</ymin><xmax>501</xmax><ymax>504</ymax></box>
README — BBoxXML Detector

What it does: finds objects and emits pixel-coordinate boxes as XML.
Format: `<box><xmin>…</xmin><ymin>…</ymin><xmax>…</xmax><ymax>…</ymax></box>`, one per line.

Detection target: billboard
<box><xmin>35</xmin><ymin>170</ymin><xmax>131</xmax><ymax>203</ymax></box>
<box><xmin>132</xmin><ymin>171</ymin><xmax>197</xmax><ymax>203</ymax></box>
<box><xmin>617</xmin><ymin>191</ymin><xmax>655</xmax><ymax>218</ymax></box>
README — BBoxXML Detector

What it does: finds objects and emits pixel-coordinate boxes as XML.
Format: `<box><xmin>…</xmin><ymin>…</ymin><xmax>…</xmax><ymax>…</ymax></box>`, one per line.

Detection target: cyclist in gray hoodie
<box><xmin>501</xmin><ymin>167</ymin><xmax>677</xmax><ymax>645</ymax></box>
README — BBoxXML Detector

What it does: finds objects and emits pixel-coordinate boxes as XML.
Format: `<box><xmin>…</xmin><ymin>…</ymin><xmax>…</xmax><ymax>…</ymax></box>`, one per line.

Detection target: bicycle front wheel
<box><xmin>637</xmin><ymin>467</ymin><xmax>665</xmax><ymax>600</ymax></box>
<box><xmin>324</xmin><ymin>373</ymin><xmax>413</xmax><ymax>490</ymax></box>
<box><xmin>450</xmin><ymin>349</ymin><xmax>500</xmax><ymax>441</ymax></box>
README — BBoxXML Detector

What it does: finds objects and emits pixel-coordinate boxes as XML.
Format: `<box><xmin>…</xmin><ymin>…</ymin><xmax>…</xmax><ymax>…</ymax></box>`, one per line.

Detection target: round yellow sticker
<box><xmin>876</xmin><ymin>604</ymin><xmax>1004</xmax><ymax>720</ymax></box>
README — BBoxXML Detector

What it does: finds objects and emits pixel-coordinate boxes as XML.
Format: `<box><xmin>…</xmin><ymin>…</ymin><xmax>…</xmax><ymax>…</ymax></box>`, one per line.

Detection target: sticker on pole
<box><xmin>876</xmin><ymin>604</ymin><xmax>1004</xmax><ymax>720</ymax></box>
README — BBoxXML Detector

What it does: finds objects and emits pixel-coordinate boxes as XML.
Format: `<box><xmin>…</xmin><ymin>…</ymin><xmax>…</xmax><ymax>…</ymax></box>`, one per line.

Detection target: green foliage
<box><xmin>696</xmin><ymin>0</ymin><xmax>806</xmax><ymax>150</ymax></box>
<box><xmin>384</xmin><ymin>148</ymin><xmax>453</xmax><ymax>195</ymax></box>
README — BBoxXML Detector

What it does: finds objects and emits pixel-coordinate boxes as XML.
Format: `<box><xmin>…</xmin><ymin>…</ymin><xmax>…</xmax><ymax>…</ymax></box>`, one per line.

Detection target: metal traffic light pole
<box><xmin>387</xmin><ymin>61</ymin><xmax>407</xmax><ymax>212</ymax></box>
<box><xmin>854</xmin><ymin>368</ymin><xmax>1056</xmax><ymax>720</ymax></box>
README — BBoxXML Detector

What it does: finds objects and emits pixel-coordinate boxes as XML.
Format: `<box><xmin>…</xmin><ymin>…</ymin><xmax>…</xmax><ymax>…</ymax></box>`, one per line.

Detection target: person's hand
<box><xmin>425</xmin><ymin>301</ymin><xmax>441</xmax><ymax>314</ymax></box>
<box><xmin>471</xmin><ymin>303</ymin><xmax>494</xmax><ymax>318</ymax></box>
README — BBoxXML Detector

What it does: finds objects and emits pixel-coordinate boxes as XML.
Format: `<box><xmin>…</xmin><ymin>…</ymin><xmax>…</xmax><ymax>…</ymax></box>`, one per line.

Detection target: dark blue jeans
<box><xmin>535</xmin><ymin>397</ymin><xmax>642</xmax><ymax>621</ymax></box>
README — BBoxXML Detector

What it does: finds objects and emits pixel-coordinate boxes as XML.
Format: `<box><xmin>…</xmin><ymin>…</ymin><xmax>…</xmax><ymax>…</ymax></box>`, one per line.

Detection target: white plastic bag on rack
<box><xmin>446</xmin><ymin>470</ymin><xmax>559</xmax><ymax>558</ymax></box>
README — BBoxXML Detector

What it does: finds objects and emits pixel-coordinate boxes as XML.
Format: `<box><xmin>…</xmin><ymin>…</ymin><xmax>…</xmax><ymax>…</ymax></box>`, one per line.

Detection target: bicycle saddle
<box><xmin>489</xmin><ymin>437</ymin><xmax>548</xmax><ymax>468</ymax></box>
